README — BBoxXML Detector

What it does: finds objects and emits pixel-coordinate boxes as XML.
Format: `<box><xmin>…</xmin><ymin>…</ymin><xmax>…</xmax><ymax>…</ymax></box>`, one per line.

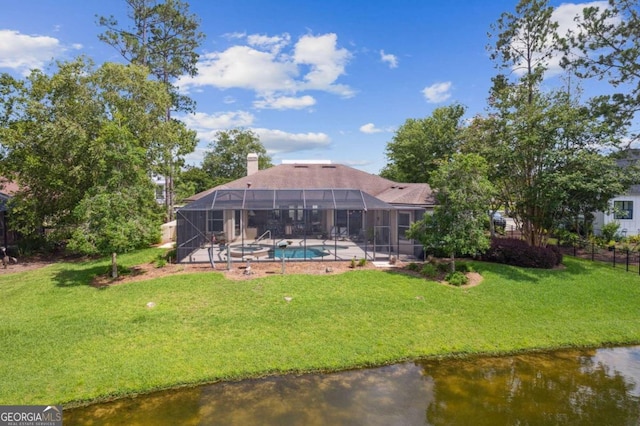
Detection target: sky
<box><xmin>0</xmin><ymin>0</ymin><xmax>615</xmax><ymax>174</ymax></box>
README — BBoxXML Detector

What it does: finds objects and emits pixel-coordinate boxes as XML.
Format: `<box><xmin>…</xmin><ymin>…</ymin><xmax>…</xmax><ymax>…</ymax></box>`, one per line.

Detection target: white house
<box><xmin>593</xmin><ymin>185</ymin><xmax>640</xmax><ymax>237</ymax></box>
<box><xmin>593</xmin><ymin>151</ymin><xmax>640</xmax><ymax>237</ymax></box>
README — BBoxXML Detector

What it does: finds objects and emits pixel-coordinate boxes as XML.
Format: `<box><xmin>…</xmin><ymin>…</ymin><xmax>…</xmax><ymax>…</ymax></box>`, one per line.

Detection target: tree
<box><xmin>382</xmin><ymin>104</ymin><xmax>466</xmax><ymax>183</ymax></box>
<box><xmin>98</xmin><ymin>0</ymin><xmax>205</xmax><ymax>220</ymax></box>
<box><xmin>66</xmin><ymin>121</ymin><xmax>162</xmax><ymax>262</ymax></box>
<box><xmin>173</xmin><ymin>166</ymin><xmax>218</xmax><ymax>202</ymax></box>
<box><xmin>485</xmin><ymin>81</ymin><xmax>628</xmax><ymax>246</ymax></box>
<box><xmin>202</xmin><ymin>129</ymin><xmax>273</xmax><ymax>183</ymax></box>
<box><xmin>406</xmin><ymin>153</ymin><xmax>494</xmax><ymax>272</ymax></box>
<box><xmin>485</xmin><ymin>0</ymin><xmax>632</xmax><ymax>246</ymax></box>
<box><xmin>461</xmin><ymin>113</ymin><xmax>509</xmax><ymax>237</ymax></box>
<box><xmin>488</xmin><ymin>0</ymin><xmax>560</xmax><ymax>103</ymax></box>
<box><xmin>563</xmin><ymin>0</ymin><xmax>640</xmax><ymax>143</ymax></box>
<box><xmin>0</xmin><ymin>58</ymin><xmax>173</xmax><ymax>251</ymax></box>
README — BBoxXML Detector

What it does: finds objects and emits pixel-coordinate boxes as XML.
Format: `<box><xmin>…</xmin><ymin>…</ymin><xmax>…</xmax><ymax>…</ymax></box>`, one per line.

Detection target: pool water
<box><xmin>269</xmin><ymin>247</ymin><xmax>328</xmax><ymax>259</ymax></box>
<box><xmin>307</xmin><ymin>244</ymin><xmax>349</xmax><ymax>251</ymax></box>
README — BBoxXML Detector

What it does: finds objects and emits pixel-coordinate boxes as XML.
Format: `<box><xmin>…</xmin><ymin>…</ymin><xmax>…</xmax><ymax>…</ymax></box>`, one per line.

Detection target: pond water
<box><xmin>64</xmin><ymin>346</ymin><xmax>640</xmax><ymax>425</ymax></box>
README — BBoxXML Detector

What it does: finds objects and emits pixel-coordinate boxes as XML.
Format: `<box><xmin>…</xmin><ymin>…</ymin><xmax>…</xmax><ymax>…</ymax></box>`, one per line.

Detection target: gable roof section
<box><xmin>186</xmin><ymin>164</ymin><xmax>434</xmax><ymax>208</ymax></box>
<box><xmin>377</xmin><ymin>183</ymin><xmax>435</xmax><ymax>207</ymax></box>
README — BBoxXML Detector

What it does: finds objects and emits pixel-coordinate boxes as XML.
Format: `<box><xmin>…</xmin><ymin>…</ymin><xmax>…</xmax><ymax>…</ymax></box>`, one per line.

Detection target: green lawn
<box><xmin>1</xmin><ymin>250</ymin><xmax>640</xmax><ymax>406</ymax></box>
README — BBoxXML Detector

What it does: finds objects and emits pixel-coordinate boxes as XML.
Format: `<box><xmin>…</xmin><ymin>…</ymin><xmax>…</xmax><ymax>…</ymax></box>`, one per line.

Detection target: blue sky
<box><xmin>0</xmin><ymin>0</ymin><xmax>613</xmax><ymax>174</ymax></box>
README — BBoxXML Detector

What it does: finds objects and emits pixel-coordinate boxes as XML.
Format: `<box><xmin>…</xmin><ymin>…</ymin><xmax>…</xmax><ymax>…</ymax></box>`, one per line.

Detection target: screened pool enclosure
<box><xmin>176</xmin><ymin>188</ymin><xmax>421</xmax><ymax>264</ymax></box>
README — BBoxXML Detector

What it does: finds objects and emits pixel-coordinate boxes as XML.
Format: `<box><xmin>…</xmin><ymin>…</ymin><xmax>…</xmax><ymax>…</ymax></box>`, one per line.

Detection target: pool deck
<box><xmin>184</xmin><ymin>238</ymin><xmax>393</xmax><ymax>264</ymax></box>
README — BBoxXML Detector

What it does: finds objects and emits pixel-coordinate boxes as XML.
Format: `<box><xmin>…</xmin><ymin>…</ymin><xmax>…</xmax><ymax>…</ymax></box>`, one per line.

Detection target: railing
<box><xmin>254</xmin><ymin>229</ymin><xmax>271</xmax><ymax>244</ymax></box>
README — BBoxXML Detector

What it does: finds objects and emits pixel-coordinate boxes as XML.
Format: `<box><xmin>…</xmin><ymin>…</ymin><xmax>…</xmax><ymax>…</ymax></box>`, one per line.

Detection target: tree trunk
<box><xmin>450</xmin><ymin>252</ymin><xmax>456</xmax><ymax>273</ymax></box>
<box><xmin>111</xmin><ymin>252</ymin><xmax>118</xmax><ymax>279</ymax></box>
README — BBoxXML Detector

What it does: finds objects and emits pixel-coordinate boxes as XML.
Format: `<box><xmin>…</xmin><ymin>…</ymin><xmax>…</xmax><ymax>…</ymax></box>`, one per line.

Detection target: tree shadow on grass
<box><xmin>52</xmin><ymin>264</ymin><xmax>107</xmax><ymax>287</ymax></box>
<box><xmin>386</xmin><ymin>258</ymin><xmax>591</xmax><ymax>285</ymax></box>
<box><xmin>469</xmin><ymin>258</ymin><xmax>590</xmax><ymax>284</ymax></box>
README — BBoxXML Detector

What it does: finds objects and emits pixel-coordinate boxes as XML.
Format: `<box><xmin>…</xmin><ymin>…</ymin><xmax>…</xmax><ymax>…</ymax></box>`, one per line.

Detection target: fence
<box><xmin>555</xmin><ymin>243</ymin><xmax>640</xmax><ymax>275</ymax></box>
<box><xmin>496</xmin><ymin>224</ymin><xmax>640</xmax><ymax>274</ymax></box>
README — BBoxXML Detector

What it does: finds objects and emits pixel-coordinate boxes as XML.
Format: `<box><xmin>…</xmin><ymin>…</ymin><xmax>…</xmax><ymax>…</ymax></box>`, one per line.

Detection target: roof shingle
<box><xmin>186</xmin><ymin>164</ymin><xmax>434</xmax><ymax>208</ymax></box>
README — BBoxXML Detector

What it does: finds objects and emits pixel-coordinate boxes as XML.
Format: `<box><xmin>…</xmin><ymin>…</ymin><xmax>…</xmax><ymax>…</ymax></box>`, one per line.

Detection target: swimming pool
<box><xmin>269</xmin><ymin>247</ymin><xmax>329</xmax><ymax>259</ymax></box>
<box><xmin>307</xmin><ymin>244</ymin><xmax>349</xmax><ymax>251</ymax></box>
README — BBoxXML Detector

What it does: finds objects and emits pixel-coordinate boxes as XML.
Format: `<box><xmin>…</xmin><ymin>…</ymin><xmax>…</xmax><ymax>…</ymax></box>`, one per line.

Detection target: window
<box><xmin>398</xmin><ymin>212</ymin><xmax>411</xmax><ymax>241</ymax></box>
<box><xmin>614</xmin><ymin>201</ymin><xmax>633</xmax><ymax>220</ymax></box>
<box><xmin>207</xmin><ymin>210</ymin><xmax>224</xmax><ymax>233</ymax></box>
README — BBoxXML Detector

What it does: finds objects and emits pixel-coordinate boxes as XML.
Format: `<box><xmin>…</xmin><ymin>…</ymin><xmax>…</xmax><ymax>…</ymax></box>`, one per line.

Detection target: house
<box><xmin>152</xmin><ymin>174</ymin><xmax>167</xmax><ymax>205</ymax></box>
<box><xmin>176</xmin><ymin>155</ymin><xmax>435</xmax><ymax>263</ymax></box>
<box><xmin>593</xmin><ymin>151</ymin><xmax>640</xmax><ymax>237</ymax></box>
<box><xmin>593</xmin><ymin>186</ymin><xmax>640</xmax><ymax>237</ymax></box>
<box><xmin>0</xmin><ymin>179</ymin><xmax>19</xmax><ymax>247</ymax></box>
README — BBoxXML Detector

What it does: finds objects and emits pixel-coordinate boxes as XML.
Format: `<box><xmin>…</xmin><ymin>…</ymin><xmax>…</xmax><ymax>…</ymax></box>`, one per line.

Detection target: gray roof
<box><xmin>186</xmin><ymin>164</ymin><xmax>434</xmax><ymax>208</ymax></box>
<box><xmin>181</xmin><ymin>188</ymin><xmax>395</xmax><ymax>211</ymax></box>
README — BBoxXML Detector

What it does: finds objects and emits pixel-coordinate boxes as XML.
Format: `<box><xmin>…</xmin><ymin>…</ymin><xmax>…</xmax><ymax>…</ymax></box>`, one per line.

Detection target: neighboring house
<box><xmin>593</xmin><ymin>151</ymin><xmax>640</xmax><ymax>237</ymax></box>
<box><xmin>593</xmin><ymin>186</ymin><xmax>640</xmax><ymax>237</ymax></box>
<box><xmin>0</xmin><ymin>179</ymin><xmax>19</xmax><ymax>247</ymax></box>
<box><xmin>152</xmin><ymin>174</ymin><xmax>166</xmax><ymax>205</ymax></box>
<box><xmin>176</xmin><ymin>155</ymin><xmax>435</xmax><ymax>263</ymax></box>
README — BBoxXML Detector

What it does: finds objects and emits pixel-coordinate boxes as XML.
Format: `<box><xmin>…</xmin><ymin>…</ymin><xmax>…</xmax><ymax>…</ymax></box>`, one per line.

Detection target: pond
<box><xmin>64</xmin><ymin>346</ymin><xmax>640</xmax><ymax>425</ymax></box>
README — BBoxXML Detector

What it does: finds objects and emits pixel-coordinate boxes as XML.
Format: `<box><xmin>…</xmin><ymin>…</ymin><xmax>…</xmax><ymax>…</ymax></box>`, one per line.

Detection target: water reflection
<box><xmin>65</xmin><ymin>346</ymin><xmax>640</xmax><ymax>425</ymax></box>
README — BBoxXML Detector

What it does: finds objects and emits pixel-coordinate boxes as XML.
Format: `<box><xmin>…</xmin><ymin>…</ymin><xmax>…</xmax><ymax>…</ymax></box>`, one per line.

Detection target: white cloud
<box><xmin>223</xmin><ymin>31</ymin><xmax>247</xmax><ymax>40</ymax></box>
<box><xmin>380</xmin><ymin>50</ymin><xmax>398</xmax><ymax>68</ymax></box>
<box><xmin>181</xmin><ymin>110</ymin><xmax>255</xmax><ymax>129</ymax></box>
<box><xmin>293</xmin><ymin>33</ymin><xmax>353</xmax><ymax>96</ymax></box>
<box><xmin>0</xmin><ymin>30</ymin><xmax>63</xmax><ymax>75</ymax></box>
<box><xmin>247</xmin><ymin>33</ymin><xmax>291</xmax><ymax>54</ymax></box>
<box><xmin>183</xmin><ymin>145</ymin><xmax>210</xmax><ymax>167</ymax></box>
<box><xmin>179</xmin><ymin>111</ymin><xmax>255</xmax><ymax>142</ymax></box>
<box><xmin>178</xmin><ymin>32</ymin><xmax>355</xmax><ymax>106</ymax></box>
<box><xmin>254</xmin><ymin>128</ymin><xmax>332</xmax><ymax>154</ymax></box>
<box><xmin>178</xmin><ymin>110</ymin><xmax>330</xmax><ymax>159</ymax></box>
<box><xmin>422</xmin><ymin>82</ymin><xmax>452</xmax><ymax>103</ymax></box>
<box><xmin>177</xmin><ymin>45</ymin><xmax>299</xmax><ymax>93</ymax></box>
<box><xmin>359</xmin><ymin>123</ymin><xmax>394</xmax><ymax>134</ymax></box>
<box><xmin>254</xmin><ymin>95</ymin><xmax>316</xmax><ymax>110</ymax></box>
<box><xmin>510</xmin><ymin>1</ymin><xmax>613</xmax><ymax>78</ymax></box>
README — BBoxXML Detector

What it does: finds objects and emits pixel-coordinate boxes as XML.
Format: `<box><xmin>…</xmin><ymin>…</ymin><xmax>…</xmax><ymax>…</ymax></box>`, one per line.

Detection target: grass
<box><xmin>2</xmin><ymin>250</ymin><xmax>640</xmax><ymax>406</ymax></box>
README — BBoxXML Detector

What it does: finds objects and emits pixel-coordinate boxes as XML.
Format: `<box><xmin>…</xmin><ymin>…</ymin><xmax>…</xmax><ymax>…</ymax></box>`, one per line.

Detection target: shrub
<box><xmin>548</xmin><ymin>244</ymin><xmax>563</xmax><ymax>266</ymax></box>
<box><xmin>436</xmin><ymin>262</ymin><xmax>450</xmax><ymax>273</ymax></box>
<box><xmin>406</xmin><ymin>262</ymin><xmax>421</xmax><ymax>272</ymax></box>
<box><xmin>555</xmin><ymin>228</ymin><xmax>580</xmax><ymax>247</ymax></box>
<box><xmin>456</xmin><ymin>262</ymin><xmax>474</xmax><ymax>273</ymax></box>
<box><xmin>357</xmin><ymin>258</ymin><xmax>367</xmax><ymax>267</ymax></box>
<box><xmin>421</xmin><ymin>263</ymin><xmax>438</xmax><ymax>279</ymax></box>
<box><xmin>164</xmin><ymin>248</ymin><xmax>177</xmax><ymax>263</ymax></box>
<box><xmin>446</xmin><ymin>271</ymin><xmax>468</xmax><ymax>286</ymax></box>
<box><xmin>601</xmin><ymin>221</ymin><xmax>621</xmax><ymax>243</ymax></box>
<box><xmin>481</xmin><ymin>238</ymin><xmax>560</xmax><ymax>269</ymax></box>
<box><xmin>628</xmin><ymin>234</ymin><xmax>640</xmax><ymax>245</ymax></box>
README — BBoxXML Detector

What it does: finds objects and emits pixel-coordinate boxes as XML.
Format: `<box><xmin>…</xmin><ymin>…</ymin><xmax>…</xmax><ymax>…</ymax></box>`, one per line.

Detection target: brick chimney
<box><xmin>247</xmin><ymin>152</ymin><xmax>259</xmax><ymax>176</ymax></box>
